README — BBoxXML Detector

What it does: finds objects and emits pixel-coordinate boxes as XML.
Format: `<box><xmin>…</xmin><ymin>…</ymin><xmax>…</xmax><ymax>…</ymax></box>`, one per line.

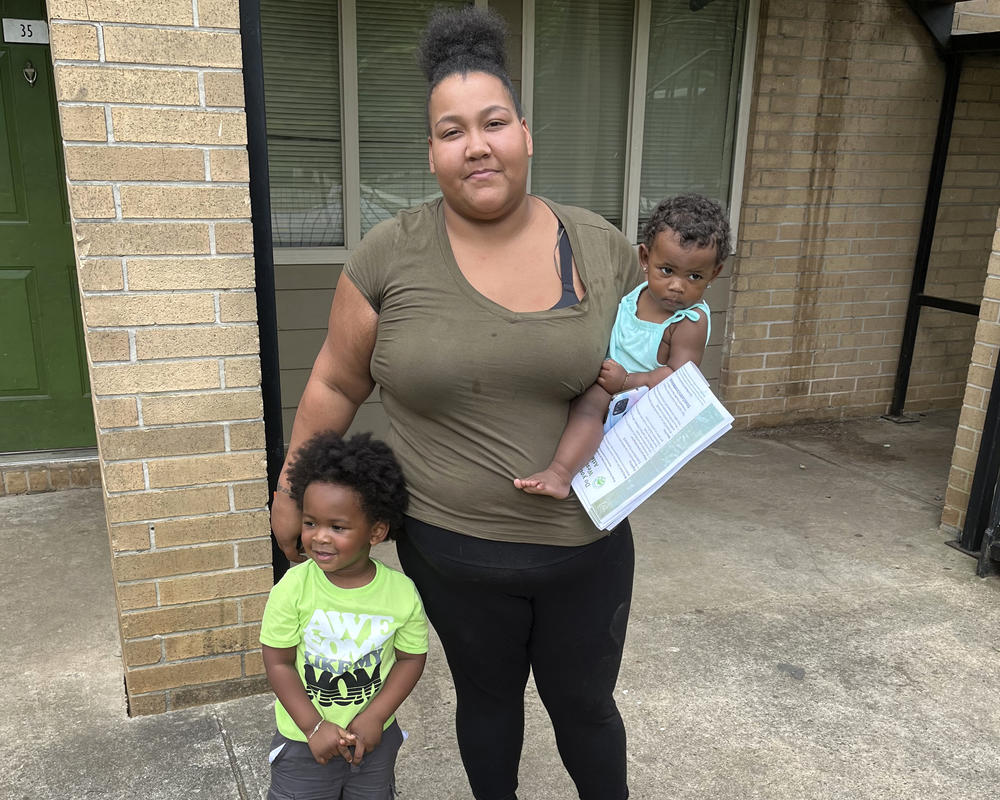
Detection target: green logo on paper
<box><xmin>595</xmin><ymin>476</ymin><xmax>606</xmax><ymax>487</ymax></box>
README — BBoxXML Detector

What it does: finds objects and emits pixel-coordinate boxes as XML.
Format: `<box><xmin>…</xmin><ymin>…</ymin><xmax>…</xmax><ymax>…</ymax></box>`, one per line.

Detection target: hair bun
<box><xmin>417</xmin><ymin>6</ymin><xmax>509</xmax><ymax>82</ymax></box>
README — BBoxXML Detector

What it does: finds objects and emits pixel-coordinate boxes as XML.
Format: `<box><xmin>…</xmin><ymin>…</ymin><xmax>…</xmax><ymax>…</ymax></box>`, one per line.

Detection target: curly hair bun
<box><xmin>417</xmin><ymin>6</ymin><xmax>509</xmax><ymax>83</ymax></box>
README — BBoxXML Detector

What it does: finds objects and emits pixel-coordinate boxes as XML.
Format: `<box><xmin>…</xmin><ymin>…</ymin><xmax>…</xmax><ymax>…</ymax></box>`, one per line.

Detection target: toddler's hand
<box><xmin>308</xmin><ymin>721</ymin><xmax>356</xmax><ymax>765</ymax></box>
<box><xmin>597</xmin><ymin>359</ymin><xmax>627</xmax><ymax>394</ymax></box>
<box><xmin>346</xmin><ymin>710</ymin><xmax>386</xmax><ymax>765</ymax></box>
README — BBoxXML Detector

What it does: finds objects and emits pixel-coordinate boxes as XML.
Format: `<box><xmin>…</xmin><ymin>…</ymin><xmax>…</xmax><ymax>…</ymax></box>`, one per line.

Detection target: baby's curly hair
<box><xmin>417</xmin><ymin>6</ymin><xmax>522</xmax><ymax>124</ymax></box>
<box><xmin>641</xmin><ymin>194</ymin><xmax>731</xmax><ymax>264</ymax></box>
<box><xmin>286</xmin><ymin>432</ymin><xmax>408</xmax><ymax>540</ymax></box>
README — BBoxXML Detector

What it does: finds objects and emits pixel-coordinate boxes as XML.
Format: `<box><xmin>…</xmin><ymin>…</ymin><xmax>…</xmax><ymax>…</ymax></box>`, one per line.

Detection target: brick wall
<box><xmin>942</xmin><ymin>209</ymin><xmax>1000</xmax><ymax>531</ymax></box>
<box><xmin>47</xmin><ymin>0</ymin><xmax>272</xmax><ymax>715</ymax></box>
<box><xmin>725</xmin><ymin>0</ymin><xmax>945</xmax><ymax>427</ymax></box>
<box><xmin>953</xmin><ymin>0</ymin><xmax>1000</xmax><ymax>33</ymax></box>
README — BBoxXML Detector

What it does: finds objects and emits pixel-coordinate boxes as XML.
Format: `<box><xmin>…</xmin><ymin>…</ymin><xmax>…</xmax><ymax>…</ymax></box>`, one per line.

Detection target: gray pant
<box><xmin>267</xmin><ymin>720</ymin><xmax>402</xmax><ymax>800</ymax></box>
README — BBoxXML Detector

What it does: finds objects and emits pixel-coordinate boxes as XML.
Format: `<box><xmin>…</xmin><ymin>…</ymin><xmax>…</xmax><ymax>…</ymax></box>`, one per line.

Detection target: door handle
<box><xmin>23</xmin><ymin>60</ymin><xmax>37</xmax><ymax>86</ymax></box>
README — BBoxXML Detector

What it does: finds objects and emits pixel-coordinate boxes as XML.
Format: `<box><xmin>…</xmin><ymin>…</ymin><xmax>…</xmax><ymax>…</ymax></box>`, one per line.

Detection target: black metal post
<box><xmin>239</xmin><ymin>0</ymin><xmax>287</xmax><ymax>578</ymax></box>
<box><xmin>886</xmin><ymin>53</ymin><xmax>962</xmax><ymax>419</ymax></box>
<box><xmin>960</xmin><ymin>355</ymin><xmax>1000</xmax><ymax>553</ymax></box>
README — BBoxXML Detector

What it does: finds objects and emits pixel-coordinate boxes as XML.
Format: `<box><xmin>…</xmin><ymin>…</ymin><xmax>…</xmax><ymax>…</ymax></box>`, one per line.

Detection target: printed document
<box><xmin>571</xmin><ymin>361</ymin><xmax>734</xmax><ymax>530</ymax></box>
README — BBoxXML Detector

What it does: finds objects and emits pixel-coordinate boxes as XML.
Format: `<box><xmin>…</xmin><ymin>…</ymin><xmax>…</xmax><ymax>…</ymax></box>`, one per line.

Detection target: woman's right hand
<box><xmin>271</xmin><ymin>490</ymin><xmax>305</xmax><ymax>563</ymax></box>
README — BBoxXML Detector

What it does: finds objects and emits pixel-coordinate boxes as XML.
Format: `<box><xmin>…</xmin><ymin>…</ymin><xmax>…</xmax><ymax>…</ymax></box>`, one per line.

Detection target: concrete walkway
<box><xmin>3</xmin><ymin>411</ymin><xmax>998</xmax><ymax>800</ymax></box>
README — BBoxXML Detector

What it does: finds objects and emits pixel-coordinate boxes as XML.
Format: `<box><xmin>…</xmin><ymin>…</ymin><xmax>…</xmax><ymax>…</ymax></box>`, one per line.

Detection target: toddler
<box><xmin>515</xmin><ymin>193</ymin><xmax>730</xmax><ymax>499</ymax></box>
<box><xmin>261</xmin><ymin>431</ymin><xmax>428</xmax><ymax>799</ymax></box>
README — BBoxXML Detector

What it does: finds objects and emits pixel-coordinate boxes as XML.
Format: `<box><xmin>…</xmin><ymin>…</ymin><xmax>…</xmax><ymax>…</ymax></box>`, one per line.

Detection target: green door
<box><xmin>0</xmin><ymin>0</ymin><xmax>94</xmax><ymax>451</ymax></box>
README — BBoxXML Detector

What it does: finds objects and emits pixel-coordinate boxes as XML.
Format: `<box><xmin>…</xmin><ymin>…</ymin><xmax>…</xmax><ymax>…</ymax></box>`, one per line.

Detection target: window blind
<box><xmin>531</xmin><ymin>0</ymin><xmax>635</xmax><ymax>228</ymax></box>
<box><xmin>261</xmin><ymin>0</ymin><xmax>344</xmax><ymax>247</ymax></box>
<box><xmin>638</xmin><ymin>0</ymin><xmax>745</xmax><ymax>227</ymax></box>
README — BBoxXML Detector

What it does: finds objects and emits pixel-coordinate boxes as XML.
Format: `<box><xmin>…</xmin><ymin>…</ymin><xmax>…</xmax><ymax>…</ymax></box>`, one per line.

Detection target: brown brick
<box><xmin>198</xmin><ymin>0</ymin><xmax>241</xmax><ymax>29</ymax></box>
<box><xmin>112</xmin><ymin>108</ymin><xmax>247</xmax><ymax>145</ymax></box>
<box><xmin>117</xmin><ymin>581</ymin><xmax>158</xmax><ymax>610</ymax></box>
<box><xmin>208</xmin><ymin>148</ymin><xmax>250</xmax><ymax>182</ymax></box>
<box><xmin>146</xmin><ymin>451</ymin><xmax>267</xmax><ymax>488</ymax></box>
<box><xmin>49</xmin><ymin>468</ymin><xmax>72</xmax><ymax>490</ymax></box>
<box><xmin>135</xmin><ymin>326</ymin><xmax>259</xmax><ymax>360</ymax></box>
<box><xmin>70</xmin><ymin>464</ymin><xmax>95</xmax><ymax>487</ymax></box>
<box><xmin>122</xmin><ymin>599</ymin><xmax>240</xmax><ymax>638</ymax></box>
<box><xmin>87</xmin><ymin>330</ymin><xmax>130</xmax><ymax>363</ymax></box>
<box><xmin>169</xmin><ymin>675</ymin><xmax>270</xmax><ymax>711</ymax></box>
<box><xmin>219</xmin><ymin>292</ymin><xmax>258</xmax><ymax>322</ymax></box>
<box><xmin>103</xmin><ymin>28</ymin><xmax>242</xmax><ymax>68</ymax></box>
<box><xmin>224</xmin><ymin>357</ymin><xmax>261</xmax><ymax>388</ymax></box>
<box><xmin>76</xmin><ymin>222</ymin><xmax>211</xmax><ymax>257</ymax></box>
<box><xmin>124</xmin><ymin>638</ymin><xmax>162</xmax><ymax>667</ymax></box>
<box><xmin>244</xmin><ymin>650</ymin><xmax>265</xmax><ymax>677</ymax></box>
<box><xmin>214</xmin><ymin>222</ymin><xmax>254</xmax><ymax>253</ymax></box>
<box><xmin>126</xmin><ymin>257</ymin><xmax>255</xmax><ymax>290</ymax></box>
<box><xmin>55</xmin><ymin>66</ymin><xmax>198</xmax><ymax>106</ymax></box>
<box><xmin>152</xmin><ymin>511</ymin><xmax>270</xmax><ymax>547</ymax></box>
<box><xmin>3</xmin><ymin>470</ymin><xmax>28</xmax><ymax>495</ymax></box>
<box><xmin>241</xmin><ymin>594</ymin><xmax>269</xmax><ymax>623</ymax></box>
<box><xmin>49</xmin><ymin>22</ymin><xmax>99</xmax><ymax>61</ymax></box>
<box><xmin>48</xmin><ymin>1</ymin><xmax>194</xmax><ymax>25</ymax></box>
<box><xmin>79</xmin><ymin>259</ymin><xmax>124</xmax><ymax>291</ymax></box>
<box><xmin>120</xmin><ymin>185</ymin><xmax>251</xmax><ymax>220</ymax></box>
<box><xmin>58</xmin><ymin>105</ymin><xmax>108</xmax><ymax>142</ymax></box>
<box><xmin>237</xmin><ymin>538</ymin><xmax>271</xmax><ymax>567</ymax></box>
<box><xmin>115</xmin><ymin>543</ymin><xmax>235</xmax><ymax>581</ymax></box>
<box><xmin>102</xmin><ymin>429</ymin><xmax>214</xmax><ymax>464</ymax></box>
<box><xmin>110</xmin><ymin>523</ymin><xmax>152</xmax><ymax>553</ymax></box>
<box><xmin>204</xmin><ymin>71</ymin><xmax>245</xmax><ymax>107</ymax></box>
<box><xmin>233</xmin><ymin>480</ymin><xmax>267</xmax><ymax>511</ymax></box>
<box><xmin>27</xmin><ymin>469</ymin><xmax>50</xmax><ymax>492</ymax></box>
<box><xmin>105</xmin><ymin>486</ymin><xmax>231</xmax><ymax>524</ymax></box>
<box><xmin>164</xmin><ymin>623</ymin><xmax>261</xmax><ymax>660</ymax></box>
<box><xmin>142</xmin><ymin>390</ymin><xmax>262</xmax><ymax>425</ymax></box>
<box><xmin>91</xmin><ymin>360</ymin><xmax>221</xmax><ymax>395</ymax></box>
<box><xmin>128</xmin><ymin>692</ymin><xmax>167</xmax><ymax>717</ymax></box>
<box><xmin>229</xmin><ymin>421</ymin><xmax>265</xmax><ymax>451</ymax></box>
<box><xmin>94</xmin><ymin>397</ymin><xmax>139</xmax><ymax>429</ymax></box>
<box><xmin>158</xmin><ymin>567</ymin><xmax>273</xmax><ymax>605</ymax></box>
<box><xmin>64</xmin><ymin>146</ymin><xmax>206</xmax><ymax>182</ymax></box>
<box><xmin>126</xmin><ymin>655</ymin><xmax>243</xmax><ymax>694</ymax></box>
<box><xmin>103</xmin><ymin>461</ymin><xmax>146</xmax><ymax>492</ymax></box>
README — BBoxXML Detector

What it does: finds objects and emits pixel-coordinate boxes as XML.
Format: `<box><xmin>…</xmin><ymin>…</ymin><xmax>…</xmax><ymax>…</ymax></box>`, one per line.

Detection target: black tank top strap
<box><xmin>551</xmin><ymin>222</ymin><xmax>579</xmax><ymax>310</ymax></box>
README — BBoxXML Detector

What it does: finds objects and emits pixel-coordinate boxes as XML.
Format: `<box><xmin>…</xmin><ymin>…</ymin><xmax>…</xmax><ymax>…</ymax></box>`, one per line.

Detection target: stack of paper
<box><xmin>571</xmin><ymin>361</ymin><xmax>734</xmax><ymax>530</ymax></box>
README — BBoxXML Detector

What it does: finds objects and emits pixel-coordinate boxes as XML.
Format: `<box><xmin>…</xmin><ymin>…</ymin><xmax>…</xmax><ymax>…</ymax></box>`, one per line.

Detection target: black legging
<box><xmin>396</xmin><ymin>518</ymin><xmax>634</xmax><ymax>800</ymax></box>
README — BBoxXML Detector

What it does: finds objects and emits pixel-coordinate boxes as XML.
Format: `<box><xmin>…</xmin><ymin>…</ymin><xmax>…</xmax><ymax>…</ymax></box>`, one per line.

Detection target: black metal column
<box><xmin>886</xmin><ymin>53</ymin><xmax>963</xmax><ymax>419</ymax></box>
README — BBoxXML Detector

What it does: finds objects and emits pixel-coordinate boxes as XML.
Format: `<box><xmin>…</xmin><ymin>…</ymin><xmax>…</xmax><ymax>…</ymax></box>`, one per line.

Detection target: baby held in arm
<box><xmin>514</xmin><ymin>193</ymin><xmax>731</xmax><ymax>500</ymax></box>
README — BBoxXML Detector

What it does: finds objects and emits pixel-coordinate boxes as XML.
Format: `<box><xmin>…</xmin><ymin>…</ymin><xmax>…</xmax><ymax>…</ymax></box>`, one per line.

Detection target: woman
<box><xmin>270</xmin><ymin>8</ymin><xmax>642</xmax><ymax>800</ymax></box>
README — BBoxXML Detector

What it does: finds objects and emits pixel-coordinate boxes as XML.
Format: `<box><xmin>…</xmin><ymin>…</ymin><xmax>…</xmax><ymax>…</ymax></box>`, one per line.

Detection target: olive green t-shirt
<box><xmin>345</xmin><ymin>197</ymin><xmax>641</xmax><ymax>546</ymax></box>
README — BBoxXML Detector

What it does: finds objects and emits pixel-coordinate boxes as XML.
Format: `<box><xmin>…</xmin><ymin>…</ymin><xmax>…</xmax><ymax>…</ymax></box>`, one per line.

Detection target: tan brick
<box><xmin>115</xmin><ymin>543</ymin><xmax>235</xmax><ymax>581</ymax></box>
<box><xmin>224</xmin><ymin>357</ymin><xmax>261</xmax><ymax>388</ymax></box>
<box><xmin>110</xmin><ymin>523</ymin><xmax>152</xmax><ymax>553</ymax></box>
<box><xmin>105</xmin><ymin>486</ymin><xmax>231</xmax><ymax>524</ymax></box>
<box><xmin>78</xmin><ymin>259</ymin><xmax>124</xmax><ymax>291</ymax></box>
<box><xmin>126</xmin><ymin>257</ymin><xmax>255</xmax><ymax>290</ymax></box>
<box><xmin>128</xmin><ymin>692</ymin><xmax>167</xmax><ymax>716</ymax></box>
<box><xmin>70</xmin><ymin>464</ymin><xmax>96</xmax><ymax>487</ymax></box>
<box><xmin>48</xmin><ymin>1</ymin><xmax>194</xmax><ymax>25</ymax></box>
<box><xmin>49</xmin><ymin>22</ymin><xmax>99</xmax><ymax>61</ymax></box>
<box><xmin>169</xmin><ymin>675</ymin><xmax>269</xmax><ymax>710</ymax></box>
<box><xmin>103</xmin><ymin>461</ymin><xmax>146</xmax><ymax>493</ymax></box>
<box><xmin>102</xmin><ymin>425</ymin><xmax>226</xmax><ymax>460</ymax></box>
<box><xmin>122</xmin><ymin>599</ymin><xmax>240</xmax><ymax>638</ymax></box>
<box><xmin>204</xmin><ymin>71</ymin><xmax>245</xmax><ymax>107</ymax></box>
<box><xmin>209</xmin><ymin>148</ymin><xmax>249</xmax><ymax>182</ymax></box>
<box><xmin>27</xmin><ymin>469</ymin><xmax>50</xmax><ymax>492</ymax></box>
<box><xmin>87</xmin><ymin>330</ymin><xmax>130</xmax><ymax>362</ymax></box>
<box><xmin>236</xmin><ymin>538</ymin><xmax>271</xmax><ymax>567</ymax></box>
<box><xmin>229</xmin><ymin>421</ymin><xmax>265</xmax><ymax>452</ymax></box>
<box><xmin>152</xmin><ymin>511</ymin><xmax>270</xmax><ymax>547</ymax></box>
<box><xmin>135</xmin><ymin>326</ymin><xmax>259</xmax><ymax>360</ymax></box>
<box><xmin>126</xmin><ymin>655</ymin><xmax>243</xmax><ymax>694</ymax></box>
<box><xmin>123</xmin><ymin>638</ymin><xmax>162</xmax><ymax>667</ymax></box>
<box><xmin>164</xmin><ymin>623</ymin><xmax>261</xmax><ymax>660</ymax></box>
<box><xmin>214</xmin><ymin>222</ymin><xmax>253</xmax><ymax>253</ymax></box>
<box><xmin>158</xmin><ymin>567</ymin><xmax>273</xmax><ymax>605</ymax></box>
<box><xmin>117</xmin><ymin>581</ymin><xmax>158</xmax><ymax>611</ymax></box>
<box><xmin>232</xmin><ymin>480</ymin><xmax>267</xmax><ymax>511</ymax></box>
<box><xmin>84</xmin><ymin>294</ymin><xmax>216</xmax><ymax>327</ymax></box>
<box><xmin>103</xmin><ymin>28</ymin><xmax>242</xmax><ymax>68</ymax></box>
<box><xmin>58</xmin><ymin>105</ymin><xmax>107</xmax><ymax>142</ymax></box>
<box><xmin>94</xmin><ymin>397</ymin><xmax>139</xmax><ymax>429</ymax></box>
<box><xmin>142</xmin><ymin>390</ymin><xmax>262</xmax><ymax>425</ymax></box>
<box><xmin>50</xmin><ymin>468</ymin><xmax>72</xmax><ymax>490</ymax></box>
<box><xmin>146</xmin><ymin>451</ymin><xmax>266</xmax><ymax>488</ymax></box>
<box><xmin>75</xmin><ymin>222</ymin><xmax>211</xmax><ymax>257</ymax></box>
<box><xmin>54</xmin><ymin>66</ymin><xmax>198</xmax><ymax>105</ymax></box>
<box><xmin>64</xmin><ymin>146</ymin><xmax>205</xmax><ymax>182</ymax></box>
<box><xmin>69</xmin><ymin>185</ymin><xmax>116</xmax><ymax>219</ymax></box>
<box><xmin>245</xmin><ymin>650</ymin><xmax>265</xmax><ymax>677</ymax></box>
<box><xmin>198</xmin><ymin>0</ymin><xmax>241</xmax><ymax>29</ymax></box>
<box><xmin>4</xmin><ymin>470</ymin><xmax>28</xmax><ymax>495</ymax></box>
<box><xmin>219</xmin><ymin>292</ymin><xmax>258</xmax><ymax>322</ymax></box>
<box><xmin>120</xmin><ymin>186</ymin><xmax>251</xmax><ymax>220</ymax></box>
<box><xmin>241</xmin><ymin>594</ymin><xmax>269</xmax><ymax>623</ymax></box>
<box><xmin>112</xmin><ymin>108</ymin><xmax>247</xmax><ymax>145</ymax></box>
